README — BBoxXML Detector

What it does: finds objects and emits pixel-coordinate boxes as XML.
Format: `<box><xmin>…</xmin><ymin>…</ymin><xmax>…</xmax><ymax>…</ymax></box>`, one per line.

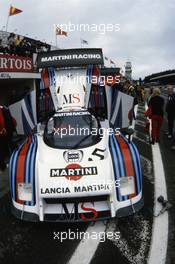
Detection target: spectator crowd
<box><xmin>144</xmin><ymin>84</ymin><xmax>175</xmax><ymax>150</ymax></box>
<box><xmin>0</xmin><ymin>32</ymin><xmax>51</xmax><ymax>57</ymax></box>
<box><xmin>116</xmin><ymin>80</ymin><xmax>175</xmax><ymax>150</ymax></box>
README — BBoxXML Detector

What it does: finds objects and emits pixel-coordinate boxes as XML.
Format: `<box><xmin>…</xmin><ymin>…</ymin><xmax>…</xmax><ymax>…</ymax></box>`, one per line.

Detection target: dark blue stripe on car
<box><xmin>113</xmin><ymin>134</ymin><xmax>129</xmax><ymax>201</ymax></box>
<box><xmin>24</xmin><ymin>136</ymin><xmax>35</xmax><ymax>206</ymax></box>
<box><xmin>110</xmin><ymin>134</ymin><xmax>127</xmax><ymax>201</ymax></box>
<box><xmin>131</xmin><ymin>142</ymin><xmax>142</xmax><ymax>191</ymax></box>
<box><xmin>109</xmin><ymin>135</ymin><xmax>121</xmax><ymax>201</ymax></box>
<box><xmin>10</xmin><ymin>144</ymin><xmax>23</xmax><ymax>201</ymax></box>
<box><xmin>21</xmin><ymin>109</ymin><xmax>32</xmax><ymax>135</ymax></box>
<box><xmin>30</xmin><ymin>136</ymin><xmax>38</xmax><ymax>206</ymax></box>
<box><xmin>24</xmin><ymin>95</ymin><xmax>35</xmax><ymax>125</ymax></box>
<box><xmin>121</xmin><ymin>134</ymin><xmax>141</xmax><ymax>194</ymax></box>
<box><xmin>9</xmin><ymin>136</ymin><xmax>38</xmax><ymax>206</ymax></box>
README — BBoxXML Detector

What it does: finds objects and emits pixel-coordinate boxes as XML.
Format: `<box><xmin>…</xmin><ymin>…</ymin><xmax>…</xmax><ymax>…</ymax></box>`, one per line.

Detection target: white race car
<box><xmin>9</xmin><ymin>48</ymin><xmax>143</xmax><ymax>222</ymax></box>
<box><xmin>10</xmin><ymin>108</ymin><xmax>143</xmax><ymax>222</ymax></box>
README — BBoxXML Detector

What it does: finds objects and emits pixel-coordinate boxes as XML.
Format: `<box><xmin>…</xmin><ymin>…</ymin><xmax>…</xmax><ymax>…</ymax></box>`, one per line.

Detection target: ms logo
<box><xmin>63</xmin><ymin>94</ymin><xmax>80</xmax><ymax>104</ymax></box>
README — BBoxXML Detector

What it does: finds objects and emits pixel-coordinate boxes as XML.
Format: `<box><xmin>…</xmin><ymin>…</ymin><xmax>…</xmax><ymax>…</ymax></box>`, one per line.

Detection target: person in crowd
<box><xmin>15</xmin><ymin>35</ymin><xmax>23</xmax><ymax>55</ymax></box>
<box><xmin>0</xmin><ymin>39</ymin><xmax>4</xmax><ymax>53</ymax></box>
<box><xmin>147</xmin><ymin>87</ymin><xmax>153</xmax><ymax>105</ymax></box>
<box><xmin>135</xmin><ymin>85</ymin><xmax>140</xmax><ymax>102</ymax></box>
<box><xmin>17</xmin><ymin>37</ymin><xmax>26</xmax><ymax>56</ymax></box>
<box><xmin>165</xmin><ymin>85</ymin><xmax>175</xmax><ymax>139</ymax></box>
<box><xmin>0</xmin><ymin>106</ymin><xmax>7</xmax><ymax>172</ymax></box>
<box><xmin>0</xmin><ymin>37</ymin><xmax>8</xmax><ymax>54</ymax></box>
<box><xmin>124</xmin><ymin>80</ymin><xmax>136</xmax><ymax>97</ymax></box>
<box><xmin>140</xmin><ymin>86</ymin><xmax>145</xmax><ymax>102</ymax></box>
<box><xmin>148</xmin><ymin>88</ymin><xmax>164</xmax><ymax>144</ymax></box>
<box><xmin>123</xmin><ymin>80</ymin><xmax>138</xmax><ymax>123</ymax></box>
<box><xmin>0</xmin><ymin>105</ymin><xmax>17</xmax><ymax>173</ymax></box>
<box><xmin>7</xmin><ymin>33</ymin><xmax>16</xmax><ymax>55</ymax></box>
<box><xmin>0</xmin><ymin>31</ymin><xmax>50</xmax><ymax>56</ymax></box>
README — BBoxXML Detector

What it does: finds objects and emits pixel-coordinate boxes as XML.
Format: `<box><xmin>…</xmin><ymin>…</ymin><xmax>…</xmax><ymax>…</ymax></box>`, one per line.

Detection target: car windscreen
<box><xmin>44</xmin><ymin>111</ymin><xmax>102</xmax><ymax>149</ymax></box>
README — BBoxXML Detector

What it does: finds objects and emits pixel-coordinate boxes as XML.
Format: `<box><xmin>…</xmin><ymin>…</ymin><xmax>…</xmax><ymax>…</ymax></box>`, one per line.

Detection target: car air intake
<box><xmin>44</xmin><ymin>195</ymin><xmax>108</xmax><ymax>204</ymax></box>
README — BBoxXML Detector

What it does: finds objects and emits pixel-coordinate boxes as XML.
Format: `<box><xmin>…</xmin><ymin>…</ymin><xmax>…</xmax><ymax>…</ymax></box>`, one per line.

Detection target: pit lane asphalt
<box><xmin>0</xmin><ymin>103</ymin><xmax>154</xmax><ymax>264</ymax></box>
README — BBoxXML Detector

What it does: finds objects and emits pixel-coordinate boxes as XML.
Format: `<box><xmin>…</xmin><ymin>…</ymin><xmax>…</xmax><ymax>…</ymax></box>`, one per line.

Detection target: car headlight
<box><xmin>120</xmin><ymin>176</ymin><xmax>135</xmax><ymax>196</ymax></box>
<box><xmin>18</xmin><ymin>183</ymin><xmax>32</xmax><ymax>202</ymax></box>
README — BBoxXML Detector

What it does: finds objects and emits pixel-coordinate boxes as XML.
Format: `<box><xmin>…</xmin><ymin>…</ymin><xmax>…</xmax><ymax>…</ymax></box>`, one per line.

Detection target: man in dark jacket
<box><xmin>166</xmin><ymin>85</ymin><xmax>175</xmax><ymax>139</ymax></box>
<box><xmin>148</xmin><ymin>88</ymin><xmax>164</xmax><ymax>144</ymax></box>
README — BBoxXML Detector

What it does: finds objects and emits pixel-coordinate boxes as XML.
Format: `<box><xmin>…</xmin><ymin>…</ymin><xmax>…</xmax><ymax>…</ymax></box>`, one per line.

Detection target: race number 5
<box><xmin>91</xmin><ymin>148</ymin><xmax>106</xmax><ymax>160</ymax></box>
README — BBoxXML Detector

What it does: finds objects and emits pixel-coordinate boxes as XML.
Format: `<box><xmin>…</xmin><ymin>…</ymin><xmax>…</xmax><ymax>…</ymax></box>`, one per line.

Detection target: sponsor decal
<box><xmin>0</xmin><ymin>54</ymin><xmax>33</xmax><ymax>72</ymax></box>
<box><xmin>50</xmin><ymin>164</ymin><xmax>98</xmax><ymax>181</ymax></box>
<box><xmin>63</xmin><ymin>94</ymin><xmax>80</xmax><ymax>104</ymax></box>
<box><xmin>41</xmin><ymin>54</ymin><xmax>101</xmax><ymax>62</ymax></box>
<box><xmin>63</xmin><ymin>150</ymin><xmax>83</xmax><ymax>163</ymax></box>
<box><xmin>80</xmin><ymin>202</ymin><xmax>98</xmax><ymax>221</ymax></box>
<box><xmin>55</xmin><ymin>111</ymin><xmax>90</xmax><ymax>117</ymax></box>
<box><xmin>41</xmin><ymin>184</ymin><xmax>110</xmax><ymax>194</ymax></box>
<box><xmin>61</xmin><ymin>202</ymin><xmax>98</xmax><ymax>221</ymax></box>
<box><xmin>74</xmin><ymin>184</ymin><xmax>110</xmax><ymax>193</ymax></box>
<box><xmin>41</xmin><ymin>187</ymin><xmax>71</xmax><ymax>194</ymax></box>
<box><xmin>88</xmin><ymin>148</ymin><xmax>106</xmax><ymax>161</ymax></box>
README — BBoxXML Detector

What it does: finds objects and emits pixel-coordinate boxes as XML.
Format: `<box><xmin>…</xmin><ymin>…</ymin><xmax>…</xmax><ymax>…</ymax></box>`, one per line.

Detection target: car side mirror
<box><xmin>120</xmin><ymin>127</ymin><xmax>135</xmax><ymax>143</ymax></box>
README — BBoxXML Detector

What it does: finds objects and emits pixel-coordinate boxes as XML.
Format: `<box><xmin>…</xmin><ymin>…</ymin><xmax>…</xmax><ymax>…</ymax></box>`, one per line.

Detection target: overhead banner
<box><xmin>0</xmin><ymin>54</ymin><xmax>33</xmax><ymax>73</ymax></box>
<box><xmin>37</xmin><ymin>48</ymin><xmax>104</xmax><ymax>68</ymax></box>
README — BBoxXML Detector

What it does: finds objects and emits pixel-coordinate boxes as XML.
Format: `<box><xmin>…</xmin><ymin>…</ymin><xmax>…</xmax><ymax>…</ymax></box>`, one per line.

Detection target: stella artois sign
<box><xmin>0</xmin><ymin>54</ymin><xmax>33</xmax><ymax>72</ymax></box>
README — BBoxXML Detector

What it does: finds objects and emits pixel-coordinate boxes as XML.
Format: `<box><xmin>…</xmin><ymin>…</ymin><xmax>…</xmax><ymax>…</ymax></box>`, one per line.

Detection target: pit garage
<box><xmin>0</xmin><ymin>75</ymin><xmax>40</xmax><ymax>106</ymax></box>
